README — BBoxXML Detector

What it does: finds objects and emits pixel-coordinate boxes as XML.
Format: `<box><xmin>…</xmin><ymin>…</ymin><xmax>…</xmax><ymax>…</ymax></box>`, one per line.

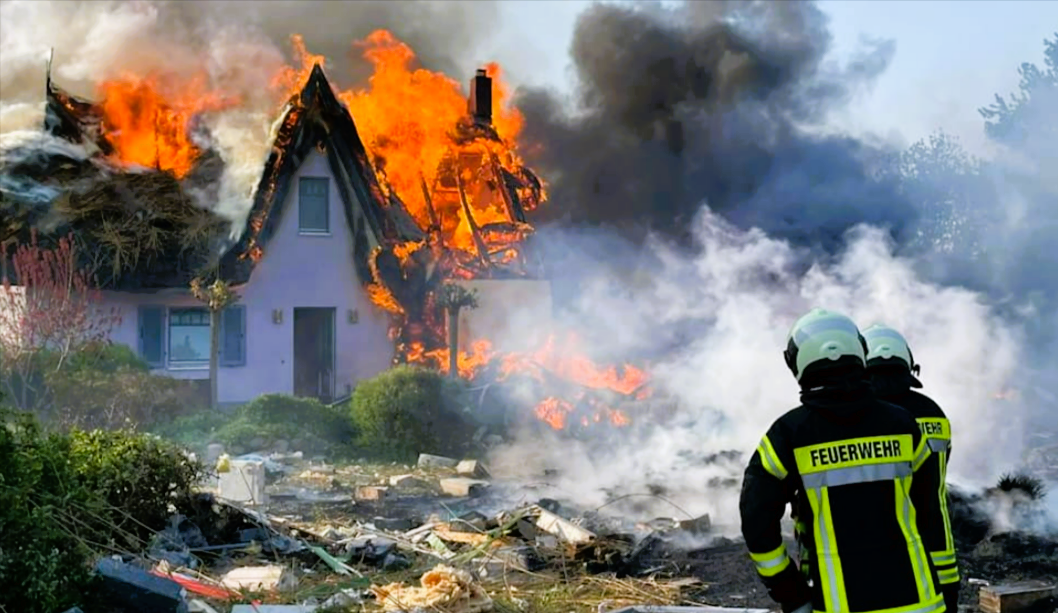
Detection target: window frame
<box><xmin>298</xmin><ymin>176</ymin><xmax>331</xmax><ymax>235</ymax></box>
<box><xmin>166</xmin><ymin>306</ymin><xmax>211</xmax><ymax>370</ymax></box>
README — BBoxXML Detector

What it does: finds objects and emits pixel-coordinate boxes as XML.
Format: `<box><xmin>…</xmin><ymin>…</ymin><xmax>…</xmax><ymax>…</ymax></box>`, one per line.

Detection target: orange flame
<box><xmin>96</xmin><ymin>72</ymin><xmax>237</xmax><ymax>177</ymax></box>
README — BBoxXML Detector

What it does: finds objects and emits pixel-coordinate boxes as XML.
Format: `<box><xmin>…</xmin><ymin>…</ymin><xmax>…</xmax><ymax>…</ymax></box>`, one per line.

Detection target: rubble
<box><xmin>979</xmin><ymin>582</ymin><xmax>1058</xmax><ymax>613</ymax></box>
<box><xmin>419</xmin><ymin>453</ymin><xmax>460</xmax><ymax>469</ymax></box>
<box><xmin>220</xmin><ymin>565</ymin><xmax>297</xmax><ymax>592</ymax></box>
<box><xmin>440</xmin><ymin>477</ymin><xmax>490</xmax><ymax>497</ymax></box>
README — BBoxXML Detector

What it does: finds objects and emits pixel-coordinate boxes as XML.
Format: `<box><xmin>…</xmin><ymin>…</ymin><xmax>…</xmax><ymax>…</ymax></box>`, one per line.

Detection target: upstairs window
<box><xmin>298</xmin><ymin>177</ymin><xmax>330</xmax><ymax>234</ymax></box>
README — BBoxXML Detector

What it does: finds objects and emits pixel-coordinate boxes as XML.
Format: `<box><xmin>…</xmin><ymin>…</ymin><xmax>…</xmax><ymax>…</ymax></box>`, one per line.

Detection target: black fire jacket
<box><xmin>739</xmin><ymin>381</ymin><xmax>945</xmax><ymax>613</ymax></box>
<box><xmin>871</xmin><ymin>373</ymin><xmax>959</xmax><ymax>586</ymax></box>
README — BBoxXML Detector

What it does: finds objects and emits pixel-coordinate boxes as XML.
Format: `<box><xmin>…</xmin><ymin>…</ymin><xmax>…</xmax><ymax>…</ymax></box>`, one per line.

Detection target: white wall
<box><xmin>99</xmin><ymin>149</ymin><xmax>394</xmax><ymax>403</ymax></box>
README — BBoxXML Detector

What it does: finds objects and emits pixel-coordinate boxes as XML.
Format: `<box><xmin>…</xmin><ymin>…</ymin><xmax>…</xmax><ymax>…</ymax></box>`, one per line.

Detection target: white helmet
<box><xmin>862</xmin><ymin>324</ymin><xmax>922</xmax><ymax>385</ymax></box>
<box><xmin>783</xmin><ymin>308</ymin><xmax>867</xmax><ymax>382</ymax></box>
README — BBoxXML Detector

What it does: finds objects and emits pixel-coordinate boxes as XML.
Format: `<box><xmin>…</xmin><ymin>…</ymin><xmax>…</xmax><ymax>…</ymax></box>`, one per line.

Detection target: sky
<box><xmin>485</xmin><ymin>0</ymin><xmax>1058</xmax><ymax>158</ymax></box>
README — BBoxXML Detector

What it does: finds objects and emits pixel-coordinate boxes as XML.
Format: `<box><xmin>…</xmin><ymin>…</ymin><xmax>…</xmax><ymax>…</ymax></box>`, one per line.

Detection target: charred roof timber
<box><xmin>468</xmin><ymin>68</ymin><xmax>492</xmax><ymax>126</ymax></box>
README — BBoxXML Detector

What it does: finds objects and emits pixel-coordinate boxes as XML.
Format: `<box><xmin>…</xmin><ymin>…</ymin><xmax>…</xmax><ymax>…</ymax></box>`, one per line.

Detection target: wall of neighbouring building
<box><xmin>101</xmin><ymin>149</ymin><xmax>394</xmax><ymax>404</ymax></box>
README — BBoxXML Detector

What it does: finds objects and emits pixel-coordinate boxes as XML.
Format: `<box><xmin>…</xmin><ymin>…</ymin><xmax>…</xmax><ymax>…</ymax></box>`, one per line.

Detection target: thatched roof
<box><xmin>218</xmin><ymin>64</ymin><xmax>423</xmax><ymax>286</ymax></box>
<box><xmin>2</xmin><ymin>63</ymin><xmax>423</xmax><ymax>292</ymax></box>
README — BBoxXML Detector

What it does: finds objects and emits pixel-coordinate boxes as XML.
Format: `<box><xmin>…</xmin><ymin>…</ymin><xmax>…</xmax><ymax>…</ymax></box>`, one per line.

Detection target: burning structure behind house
<box><xmin>1</xmin><ymin>30</ymin><xmax>651</xmax><ymax>432</ymax></box>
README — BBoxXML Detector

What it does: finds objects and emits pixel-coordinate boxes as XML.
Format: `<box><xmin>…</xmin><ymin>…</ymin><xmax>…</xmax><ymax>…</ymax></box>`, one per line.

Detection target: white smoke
<box><xmin>490</xmin><ymin>211</ymin><xmax>1027</xmax><ymax>535</ymax></box>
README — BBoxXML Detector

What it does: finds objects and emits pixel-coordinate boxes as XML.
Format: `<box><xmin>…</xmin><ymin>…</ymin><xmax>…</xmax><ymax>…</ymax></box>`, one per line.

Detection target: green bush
<box><xmin>349</xmin><ymin>365</ymin><xmax>471</xmax><ymax>461</ymax></box>
<box><xmin>0</xmin><ymin>408</ymin><xmax>204</xmax><ymax>613</ymax></box>
<box><xmin>154</xmin><ymin>394</ymin><xmax>357</xmax><ymax>457</ymax></box>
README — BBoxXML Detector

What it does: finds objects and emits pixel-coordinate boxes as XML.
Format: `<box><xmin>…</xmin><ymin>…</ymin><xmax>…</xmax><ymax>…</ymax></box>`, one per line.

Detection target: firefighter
<box><xmin>739</xmin><ymin>308</ymin><xmax>945</xmax><ymax>613</ymax></box>
<box><xmin>863</xmin><ymin>324</ymin><xmax>960</xmax><ymax>613</ymax></box>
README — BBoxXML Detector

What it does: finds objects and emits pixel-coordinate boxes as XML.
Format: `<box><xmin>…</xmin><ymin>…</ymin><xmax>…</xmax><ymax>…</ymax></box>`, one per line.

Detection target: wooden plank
<box><xmin>979</xmin><ymin>581</ymin><xmax>1057</xmax><ymax>613</ymax></box>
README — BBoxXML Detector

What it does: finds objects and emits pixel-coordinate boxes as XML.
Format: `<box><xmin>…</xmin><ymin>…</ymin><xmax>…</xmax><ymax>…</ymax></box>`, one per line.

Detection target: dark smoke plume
<box><xmin>518</xmin><ymin>0</ymin><xmax>904</xmax><ymax>251</ymax></box>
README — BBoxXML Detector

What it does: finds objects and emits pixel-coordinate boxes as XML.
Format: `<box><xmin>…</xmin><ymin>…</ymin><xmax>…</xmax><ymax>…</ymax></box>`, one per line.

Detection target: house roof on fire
<box><xmin>1</xmin><ymin>63</ymin><xmax>421</xmax><ymax>292</ymax></box>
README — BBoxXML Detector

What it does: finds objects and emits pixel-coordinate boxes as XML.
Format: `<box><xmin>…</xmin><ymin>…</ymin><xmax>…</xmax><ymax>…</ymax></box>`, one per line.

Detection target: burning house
<box><xmin>1</xmin><ymin>31</ymin><xmax>653</xmax><ymax>429</ymax></box>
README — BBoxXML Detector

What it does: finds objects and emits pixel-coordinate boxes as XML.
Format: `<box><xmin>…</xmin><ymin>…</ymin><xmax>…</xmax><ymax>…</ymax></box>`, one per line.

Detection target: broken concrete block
<box><xmin>979</xmin><ymin>582</ymin><xmax>1058</xmax><ymax>613</ymax></box>
<box><xmin>418</xmin><ymin>453</ymin><xmax>459</xmax><ymax>468</ymax></box>
<box><xmin>678</xmin><ymin>513</ymin><xmax>712</xmax><ymax>535</ymax></box>
<box><xmin>218</xmin><ymin>460</ymin><xmax>267</xmax><ymax>505</ymax></box>
<box><xmin>221</xmin><ymin>565</ymin><xmax>297</xmax><ymax>592</ymax></box>
<box><xmin>389</xmin><ymin>474</ymin><xmax>428</xmax><ymax>488</ymax></box>
<box><xmin>231</xmin><ymin>606</ymin><xmax>317</xmax><ymax>613</ymax></box>
<box><xmin>534</xmin><ymin>507</ymin><xmax>595</xmax><ymax>544</ymax></box>
<box><xmin>94</xmin><ymin>557</ymin><xmax>189</xmax><ymax>613</ymax></box>
<box><xmin>456</xmin><ymin>459</ymin><xmax>490</xmax><ymax>478</ymax></box>
<box><xmin>355</xmin><ymin>485</ymin><xmax>389</xmax><ymax>501</ymax></box>
<box><xmin>439</xmin><ymin>477</ymin><xmax>490</xmax><ymax>497</ymax></box>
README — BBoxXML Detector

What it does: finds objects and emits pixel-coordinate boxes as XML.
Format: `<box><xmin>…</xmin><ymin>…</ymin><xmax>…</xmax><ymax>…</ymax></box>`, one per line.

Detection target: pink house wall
<box><xmin>99</xmin><ymin>150</ymin><xmax>393</xmax><ymax>404</ymax></box>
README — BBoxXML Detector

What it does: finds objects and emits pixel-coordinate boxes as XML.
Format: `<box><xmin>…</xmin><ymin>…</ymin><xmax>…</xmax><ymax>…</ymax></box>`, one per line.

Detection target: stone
<box><xmin>221</xmin><ymin>565</ymin><xmax>298</xmax><ymax>592</ymax></box>
<box><xmin>389</xmin><ymin>474</ymin><xmax>427</xmax><ymax>488</ymax></box>
<box><xmin>355</xmin><ymin>486</ymin><xmax>389</xmax><ymax>501</ymax></box>
<box><xmin>218</xmin><ymin>460</ymin><xmax>267</xmax><ymax>505</ymax></box>
<box><xmin>456</xmin><ymin>459</ymin><xmax>490</xmax><ymax>479</ymax></box>
<box><xmin>439</xmin><ymin>477</ymin><xmax>490</xmax><ymax>498</ymax></box>
<box><xmin>417</xmin><ymin>453</ymin><xmax>459</xmax><ymax>468</ymax></box>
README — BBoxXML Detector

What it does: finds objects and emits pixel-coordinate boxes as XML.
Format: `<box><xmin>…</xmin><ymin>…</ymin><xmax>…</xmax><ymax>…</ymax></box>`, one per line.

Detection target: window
<box><xmin>298</xmin><ymin>176</ymin><xmax>330</xmax><ymax>233</ymax></box>
<box><xmin>168</xmin><ymin>308</ymin><xmax>211</xmax><ymax>368</ymax></box>
<box><xmin>137</xmin><ymin>304</ymin><xmax>247</xmax><ymax>369</ymax></box>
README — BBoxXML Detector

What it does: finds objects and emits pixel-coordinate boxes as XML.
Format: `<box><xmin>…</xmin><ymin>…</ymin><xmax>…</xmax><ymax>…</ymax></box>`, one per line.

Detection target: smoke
<box><xmin>0</xmin><ymin>0</ymin><xmax>500</xmax><ymax>221</ymax></box>
<box><xmin>488</xmin><ymin>2</ymin><xmax>1058</xmax><ymax>534</ymax></box>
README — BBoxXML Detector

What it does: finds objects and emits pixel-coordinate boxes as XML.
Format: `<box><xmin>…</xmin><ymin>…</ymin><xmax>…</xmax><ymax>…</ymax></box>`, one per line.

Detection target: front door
<box><xmin>293</xmin><ymin>307</ymin><xmax>335</xmax><ymax>402</ymax></box>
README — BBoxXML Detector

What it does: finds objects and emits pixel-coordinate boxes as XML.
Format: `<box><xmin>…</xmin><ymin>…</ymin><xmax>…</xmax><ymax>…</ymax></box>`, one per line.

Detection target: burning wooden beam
<box><xmin>455</xmin><ymin>172</ymin><xmax>492</xmax><ymax>271</ymax></box>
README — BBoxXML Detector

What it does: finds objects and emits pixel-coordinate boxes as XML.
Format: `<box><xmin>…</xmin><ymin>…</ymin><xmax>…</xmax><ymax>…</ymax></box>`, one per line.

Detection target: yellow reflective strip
<box><xmin>748</xmin><ymin>543</ymin><xmax>786</xmax><ymax>563</ymax></box>
<box><xmin>912</xmin><ymin>436</ymin><xmax>931</xmax><ymax>471</ymax></box>
<box><xmin>820</xmin><ymin>488</ymin><xmax>848</xmax><ymax>612</ymax></box>
<box><xmin>895</xmin><ymin>477</ymin><xmax>936</xmax><ymax>601</ymax></box>
<box><xmin>917</xmin><ymin>417</ymin><xmax>950</xmax><ymax>441</ymax></box>
<box><xmin>758</xmin><ymin>435</ymin><xmax>788</xmax><ymax>479</ymax></box>
<box><xmin>794</xmin><ymin>434</ymin><xmax>914</xmax><ymax>474</ymax></box>
<box><xmin>756</xmin><ymin>554</ymin><xmax>790</xmax><ymax>577</ymax></box>
<box><xmin>930</xmin><ymin>550</ymin><xmax>956</xmax><ymax>566</ymax></box>
<box><xmin>937</xmin><ymin>450</ymin><xmax>956</xmax><ymax>554</ymax></box>
<box><xmin>816</xmin><ymin>593</ymin><xmax>945</xmax><ymax>613</ymax></box>
<box><xmin>936</xmin><ymin>565</ymin><xmax>960</xmax><ymax>585</ymax></box>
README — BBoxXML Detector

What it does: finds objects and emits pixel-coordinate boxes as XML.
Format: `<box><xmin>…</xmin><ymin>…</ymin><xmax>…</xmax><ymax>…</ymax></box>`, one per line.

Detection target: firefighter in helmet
<box><xmin>864</xmin><ymin>324</ymin><xmax>959</xmax><ymax>613</ymax></box>
<box><xmin>739</xmin><ymin>308</ymin><xmax>945</xmax><ymax>613</ymax></box>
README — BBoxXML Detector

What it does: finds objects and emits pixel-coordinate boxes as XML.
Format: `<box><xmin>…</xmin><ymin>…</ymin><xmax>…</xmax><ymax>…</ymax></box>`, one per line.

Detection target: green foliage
<box><xmin>350</xmin><ymin>365</ymin><xmax>471</xmax><ymax>461</ymax></box>
<box><xmin>154</xmin><ymin>394</ymin><xmax>357</xmax><ymax>457</ymax></box>
<box><xmin>0</xmin><ymin>408</ymin><xmax>204</xmax><ymax>613</ymax></box>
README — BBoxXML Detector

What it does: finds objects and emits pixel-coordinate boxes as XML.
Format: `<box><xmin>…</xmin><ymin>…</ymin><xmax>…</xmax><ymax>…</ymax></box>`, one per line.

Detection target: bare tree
<box><xmin>435</xmin><ymin>282</ymin><xmax>479</xmax><ymax>379</ymax></box>
<box><xmin>190</xmin><ymin>277</ymin><xmax>239</xmax><ymax>409</ymax></box>
<box><xmin>0</xmin><ymin>231</ymin><xmax>120</xmax><ymax>410</ymax></box>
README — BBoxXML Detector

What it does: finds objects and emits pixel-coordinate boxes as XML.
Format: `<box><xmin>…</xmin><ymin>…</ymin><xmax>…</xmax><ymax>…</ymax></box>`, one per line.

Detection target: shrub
<box><xmin>223</xmin><ymin>394</ymin><xmax>356</xmax><ymax>456</ymax></box>
<box><xmin>350</xmin><ymin>365</ymin><xmax>471</xmax><ymax>461</ymax></box>
<box><xmin>0</xmin><ymin>408</ymin><xmax>204</xmax><ymax>613</ymax></box>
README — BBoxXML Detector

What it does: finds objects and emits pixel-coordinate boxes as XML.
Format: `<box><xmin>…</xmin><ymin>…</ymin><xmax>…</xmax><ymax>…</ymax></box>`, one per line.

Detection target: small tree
<box><xmin>0</xmin><ymin>232</ymin><xmax>119</xmax><ymax>410</ymax></box>
<box><xmin>190</xmin><ymin>277</ymin><xmax>238</xmax><ymax>409</ymax></box>
<box><xmin>435</xmin><ymin>282</ymin><xmax>479</xmax><ymax>379</ymax></box>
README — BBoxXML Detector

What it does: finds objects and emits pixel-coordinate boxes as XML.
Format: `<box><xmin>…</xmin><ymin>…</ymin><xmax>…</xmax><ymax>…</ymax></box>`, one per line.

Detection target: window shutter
<box><xmin>138</xmin><ymin>305</ymin><xmax>164</xmax><ymax>368</ymax></box>
<box><xmin>219</xmin><ymin>305</ymin><xmax>246</xmax><ymax>367</ymax></box>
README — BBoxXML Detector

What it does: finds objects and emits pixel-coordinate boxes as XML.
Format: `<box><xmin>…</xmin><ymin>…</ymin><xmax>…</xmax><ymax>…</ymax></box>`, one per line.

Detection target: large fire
<box><xmin>79</xmin><ymin>30</ymin><xmax>650</xmax><ymax>431</ymax></box>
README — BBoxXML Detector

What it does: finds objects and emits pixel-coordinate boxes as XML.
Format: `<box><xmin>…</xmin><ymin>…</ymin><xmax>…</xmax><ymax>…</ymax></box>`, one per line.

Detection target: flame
<box><xmin>96</xmin><ymin>72</ymin><xmax>237</xmax><ymax>177</ymax></box>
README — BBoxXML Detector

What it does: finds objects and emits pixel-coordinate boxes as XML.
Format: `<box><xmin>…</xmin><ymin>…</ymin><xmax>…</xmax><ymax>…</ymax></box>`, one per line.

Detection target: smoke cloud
<box><xmin>0</xmin><ymin>0</ymin><xmax>501</xmax><ymax>221</ymax></box>
<box><xmin>489</xmin><ymin>2</ymin><xmax>1057</xmax><ymax>533</ymax></box>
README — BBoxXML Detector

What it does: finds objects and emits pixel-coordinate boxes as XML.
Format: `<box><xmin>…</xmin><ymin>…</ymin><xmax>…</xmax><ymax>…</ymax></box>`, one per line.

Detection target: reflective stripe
<box><xmin>749</xmin><ymin>543</ymin><xmax>791</xmax><ymax>577</ymax></box>
<box><xmin>926</xmin><ymin>438</ymin><xmax>949</xmax><ymax>453</ymax></box>
<box><xmin>895</xmin><ymin>477</ymin><xmax>937</xmax><ymax>601</ymax></box>
<box><xmin>757</xmin><ymin>435</ymin><xmax>788</xmax><ymax>480</ymax></box>
<box><xmin>802</xmin><ymin>460</ymin><xmax>911</xmax><ymax>489</ymax></box>
<box><xmin>936</xmin><ymin>564</ymin><xmax>960</xmax><ymax>585</ymax></box>
<box><xmin>912</xmin><ymin>437</ymin><xmax>932</xmax><ymax>471</ymax></box>
<box><xmin>930</xmin><ymin>550</ymin><xmax>957</xmax><ymax>566</ymax></box>
<box><xmin>937</xmin><ymin>449</ymin><xmax>956</xmax><ymax>556</ymax></box>
<box><xmin>807</xmin><ymin>487</ymin><xmax>847</xmax><ymax>612</ymax></box>
<box><xmin>812</xmin><ymin>593</ymin><xmax>946</xmax><ymax>613</ymax></box>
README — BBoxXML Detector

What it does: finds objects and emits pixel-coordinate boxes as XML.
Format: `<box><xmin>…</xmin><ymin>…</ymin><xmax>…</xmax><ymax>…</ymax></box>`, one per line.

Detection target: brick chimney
<box><xmin>467</xmin><ymin>68</ymin><xmax>492</xmax><ymax>126</ymax></box>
